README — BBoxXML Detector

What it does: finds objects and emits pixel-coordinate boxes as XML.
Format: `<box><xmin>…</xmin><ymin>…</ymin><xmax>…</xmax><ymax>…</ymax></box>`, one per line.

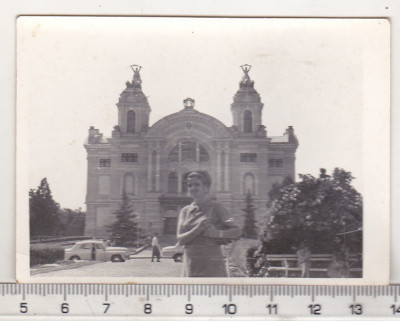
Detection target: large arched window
<box><xmin>167</xmin><ymin>172</ymin><xmax>178</xmax><ymax>193</ymax></box>
<box><xmin>181</xmin><ymin>141</ymin><xmax>197</xmax><ymax>160</ymax></box>
<box><xmin>127</xmin><ymin>110</ymin><xmax>136</xmax><ymax>133</ymax></box>
<box><xmin>243</xmin><ymin>110</ymin><xmax>253</xmax><ymax>133</ymax></box>
<box><xmin>168</xmin><ymin>141</ymin><xmax>210</xmax><ymax>162</ymax></box>
<box><xmin>123</xmin><ymin>173</ymin><xmax>135</xmax><ymax>194</ymax></box>
<box><xmin>243</xmin><ymin>172</ymin><xmax>255</xmax><ymax>195</ymax></box>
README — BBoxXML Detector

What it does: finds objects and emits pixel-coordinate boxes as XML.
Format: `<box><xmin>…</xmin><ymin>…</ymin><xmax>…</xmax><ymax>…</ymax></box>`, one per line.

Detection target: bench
<box><xmin>265</xmin><ymin>254</ymin><xmax>362</xmax><ymax>278</ymax></box>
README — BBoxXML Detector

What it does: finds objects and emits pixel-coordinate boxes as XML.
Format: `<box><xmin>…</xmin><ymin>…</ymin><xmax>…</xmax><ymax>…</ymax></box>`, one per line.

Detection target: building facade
<box><xmin>84</xmin><ymin>65</ymin><xmax>299</xmax><ymax>238</ymax></box>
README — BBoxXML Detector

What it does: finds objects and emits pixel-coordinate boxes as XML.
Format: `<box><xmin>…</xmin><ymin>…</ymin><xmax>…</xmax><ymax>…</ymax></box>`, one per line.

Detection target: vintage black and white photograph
<box><xmin>16</xmin><ymin>17</ymin><xmax>390</xmax><ymax>284</ymax></box>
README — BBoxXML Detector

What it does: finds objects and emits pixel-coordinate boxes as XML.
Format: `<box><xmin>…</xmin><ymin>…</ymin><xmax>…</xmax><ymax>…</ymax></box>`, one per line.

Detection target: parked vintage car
<box><xmin>161</xmin><ymin>243</ymin><xmax>184</xmax><ymax>262</ymax></box>
<box><xmin>64</xmin><ymin>240</ymin><xmax>130</xmax><ymax>262</ymax></box>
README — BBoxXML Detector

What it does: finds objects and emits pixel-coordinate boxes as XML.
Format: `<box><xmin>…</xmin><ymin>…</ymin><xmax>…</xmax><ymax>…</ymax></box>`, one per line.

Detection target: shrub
<box><xmin>244</xmin><ymin>238</ymin><xmax>298</xmax><ymax>277</ymax></box>
<box><xmin>228</xmin><ymin>238</ymin><xmax>260</xmax><ymax>277</ymax></box>
<box><xmin>246</xmin><ymin>246</ymin><xmax>259</xmax><ymax>277</ymax></box>
<box><xmin>30</xmin><ymin>244</ymin><xmax>64</xmax><ymax>267</ymax></box>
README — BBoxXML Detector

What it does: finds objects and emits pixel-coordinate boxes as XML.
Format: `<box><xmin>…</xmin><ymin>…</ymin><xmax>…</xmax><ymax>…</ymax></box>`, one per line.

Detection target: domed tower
<box><xmin>116</xmin><ymin>65</ymin><xmax>151</xmax><ymax>135</ymax></box>
<box><xmin>231</xmin><ymin>65</ymin><xmax>265</xmax><ymax>136</ymax></box>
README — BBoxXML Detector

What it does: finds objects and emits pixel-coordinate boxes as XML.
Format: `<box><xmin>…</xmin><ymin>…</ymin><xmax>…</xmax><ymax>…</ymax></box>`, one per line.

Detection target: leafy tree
<box><xmin>107</xmin><ymin>193</ymin><xmax>139</xmax><ymax>246</ymax></box>
<box><xmin>265</xmin><ymin>168</ymin><xmax>362</xmax><ymax>255</ymax></box>
<box><xmin>242</xmin><ymin>191</ymin><xmax>258</xmax><ymax>239</ymax></box>
<box><xmin>29</xmin><ymin>178</ymin><xmax>60</xmax><ymax>238</ymax></box>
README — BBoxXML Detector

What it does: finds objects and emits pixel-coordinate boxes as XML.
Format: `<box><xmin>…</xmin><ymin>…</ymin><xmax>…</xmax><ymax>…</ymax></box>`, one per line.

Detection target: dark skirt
<box><xmin>182</xmin><ymin>244</ymin><xmax>227</xmax><ymax>277</ymax></box>
<box><xmin>152</xmin><ymin>246</ymin><xmax>160</xmax><ymax>258</ymax></box>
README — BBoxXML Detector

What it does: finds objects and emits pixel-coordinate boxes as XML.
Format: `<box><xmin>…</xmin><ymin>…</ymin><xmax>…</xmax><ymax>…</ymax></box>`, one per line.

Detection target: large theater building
<box><xmin>84</xmin><ymin>65</ymin><xmax>299</xmax><ymax>238</ymax></box>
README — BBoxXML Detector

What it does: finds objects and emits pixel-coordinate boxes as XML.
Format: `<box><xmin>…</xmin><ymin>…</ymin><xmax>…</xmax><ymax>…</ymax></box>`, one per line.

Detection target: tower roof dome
<box><xmin>233</xmin><ymin>64</ymin><xmax>261</xmax><ymax>103</ymax></box>
<box><xmin>118</xmin><ymin>65</ymin><xmax>149</xmax><ymax>104</ymax></box>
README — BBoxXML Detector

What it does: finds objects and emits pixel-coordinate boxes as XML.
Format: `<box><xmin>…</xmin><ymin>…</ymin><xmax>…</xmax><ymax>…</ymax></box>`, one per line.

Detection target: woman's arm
<box><xmin>177</xmin><ymin>210</ymin><xmax>210</xmax><ymax>246</ymax></box>
<box><xmin>203</xmin><ymin>202</ymin><xmax>241</xmax><ymax>239</ymax></box>
<box><xmin>219</xmin><ymin>226</ymin><xmax>241</xmax><ymax>239</ymax></box>
<box><xmin>204</xmin><ymin>225</ymin><xmax>241</xmax><ymax>239</ymax></box>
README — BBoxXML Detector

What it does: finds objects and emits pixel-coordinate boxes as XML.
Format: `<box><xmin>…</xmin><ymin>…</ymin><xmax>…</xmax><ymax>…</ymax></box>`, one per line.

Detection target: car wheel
<box><xmin>111</xmin><ymin>255</ymin><xmax>124</xmax><ymax>263</ymax></box>
<box><xmin>69</xmin><ymin>256</ymin><xmax>80</xmax><ymax>261</ymax></box>
<box><xmin>173</xmin><ymin>253</ymin><xmax>183</xmax><ymax>262</ymax></box>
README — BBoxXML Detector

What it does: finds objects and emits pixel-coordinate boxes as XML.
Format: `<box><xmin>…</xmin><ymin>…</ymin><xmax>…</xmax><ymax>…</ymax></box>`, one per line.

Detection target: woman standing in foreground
<box><xmin>177</xmin><ymin>171</ymin><xmax>241</xmax><ymax>277</ymax></box>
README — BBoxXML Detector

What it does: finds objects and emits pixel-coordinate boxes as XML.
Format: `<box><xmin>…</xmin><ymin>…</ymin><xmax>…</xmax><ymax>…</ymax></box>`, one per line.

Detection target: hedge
<box><xmin>30</xmin><ymin>244</ymin><xmax>64</xmax><ymax>267</ymax></box>
<box><xmin>30</xmin><ymin>236</ymin><xmax>92</xmax><ymax>244</ymax></box>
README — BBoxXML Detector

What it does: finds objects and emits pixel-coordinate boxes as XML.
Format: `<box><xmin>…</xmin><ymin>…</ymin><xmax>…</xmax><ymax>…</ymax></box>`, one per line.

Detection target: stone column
<box><xmin>156</xmin><ymin>142</ymin><xmax>161</xmax><ymax>191</ymax></box>
<box><xmin>196</xmin><ymin>143</ymin><xmax>200</xmax><ymax>163</ymax></box>
<box><xmin>216</xmin><ymin>143</ymin><xmax>222</xmax><ymax>191</ymax></box>
<box><xmin>178</xmin><ymin>142</ymin><xmax>182</xmax><ymax>194</ymax></box>
<box><xmin>178</xmin><ymin>142</ymin><xmax>182</xmax><ymax>162</ymax></box>
<box><xmin>147</xmin><ymin>144</ymin><xmax>153</xmax><ymax>192</ymax></box>
<box><xmin>224</xmin><ymin>143</ymin><xmax>230</xmax><ymax>191</ymax></box>
<box><xmin>178</xmin><ymin>169</ymin><xmax>182</xmax><ymax>194</ymax></box>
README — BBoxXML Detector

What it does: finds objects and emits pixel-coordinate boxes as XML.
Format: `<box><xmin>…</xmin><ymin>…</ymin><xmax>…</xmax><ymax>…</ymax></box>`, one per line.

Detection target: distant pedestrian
<box><xmin>327</xmin><ymin>254</ymin><xmax>347</xmax><ymax>278</ymax></box>
<box><xmin>297</xmin><ymin>242</ymin><xmax>311</xmax><ymax>278</ymax></box>
<box><xmin>91</xmin><ymin>244</ymin><xmax>96</xmax><ymax>260</ymax></box>
<box><xmin>151</xmin><ymin>233</ymin><xmax>161</xmax><ymax>262</ymax></box>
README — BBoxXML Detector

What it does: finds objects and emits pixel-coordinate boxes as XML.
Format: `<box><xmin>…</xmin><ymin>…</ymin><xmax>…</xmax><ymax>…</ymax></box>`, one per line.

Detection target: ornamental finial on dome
<box><xmin>183</xmin><ymin>98</ymin><xmax>195</xmax><ymax>110</ymax></box>
<box><xmin>130</xmin><ymin>64</ymin><xmax>142</xmax><ymax>88</ymax></box>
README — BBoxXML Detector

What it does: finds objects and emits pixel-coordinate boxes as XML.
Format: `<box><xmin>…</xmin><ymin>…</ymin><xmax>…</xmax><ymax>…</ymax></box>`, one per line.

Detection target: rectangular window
<box><xmin>268</xmin><ymin>158</ymin><xmax>283</xmax><ymax>168</ymax></box>
<box><xmin>121</xmin><ymin>153</ymin><xmax>138</xmax><ymax>162</ymax></box>
<box><xmin>240</xmin><ymin>153</ymin><xmax>257</xmax><ymax>162</ymax></box>
<box><xmin>99</xmin><ymin>159</ymin><xmax>111</xmax><ymax>167</ymax></box>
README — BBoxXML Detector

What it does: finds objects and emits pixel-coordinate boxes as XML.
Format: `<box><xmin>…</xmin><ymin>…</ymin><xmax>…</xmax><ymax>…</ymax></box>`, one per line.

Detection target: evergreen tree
<box><xmin>29</xmin><ymin>178</ymin><xmax>60</xmax><ymax>238</ymax></box>
<box><xmin>242</xmin><ymin>191</ymin><xmax>258</xmax><ymax>239</ymax></box>
<box><xmin>107</xmin><ymin>193</ymin><xmax>139</xmax><ymax>246</ymax></box>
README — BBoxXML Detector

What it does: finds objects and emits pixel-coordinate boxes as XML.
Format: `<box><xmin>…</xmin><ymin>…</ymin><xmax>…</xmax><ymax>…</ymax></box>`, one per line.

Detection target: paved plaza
<box><xmin>32</xmin><ymin>250</ymin><xmax>182</xmax><ymax>278</ymax></box>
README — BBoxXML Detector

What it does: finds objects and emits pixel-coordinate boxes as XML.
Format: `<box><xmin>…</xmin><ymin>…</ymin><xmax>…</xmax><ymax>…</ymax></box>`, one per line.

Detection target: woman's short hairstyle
<box><xmin>187</xmin><ymin>170</ymin><xmax>212</xmax><ymax>187</ymax></box>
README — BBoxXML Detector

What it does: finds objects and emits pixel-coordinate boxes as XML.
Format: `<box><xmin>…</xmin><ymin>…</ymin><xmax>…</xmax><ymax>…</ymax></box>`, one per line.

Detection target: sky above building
<box><xmin>17</xmin><ymin>17</ymin><xmax>388</xmax><ymax>209</ymax></box>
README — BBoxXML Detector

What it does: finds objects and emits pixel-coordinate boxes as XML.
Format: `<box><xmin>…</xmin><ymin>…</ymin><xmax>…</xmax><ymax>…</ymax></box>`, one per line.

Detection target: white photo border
<box><xmin>16</xmin><ymin>16</ymin><xmax>390</xmax><ymax>285</ymax></box>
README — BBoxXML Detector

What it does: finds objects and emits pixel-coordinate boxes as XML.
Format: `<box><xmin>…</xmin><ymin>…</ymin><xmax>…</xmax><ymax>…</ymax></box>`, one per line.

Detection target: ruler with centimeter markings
<box><xmin>0</xmin><ymin>284</ymin><xmax>399</xmax><ymax>319</ymax></box>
